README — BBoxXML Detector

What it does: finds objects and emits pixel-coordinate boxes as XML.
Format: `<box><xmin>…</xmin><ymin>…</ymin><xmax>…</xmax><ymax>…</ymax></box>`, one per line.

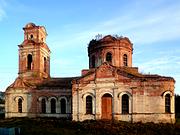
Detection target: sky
<box><xmin>0</xmin><ymin>0</ymin><xmax>180</xmax><ymax>94</ymax></box>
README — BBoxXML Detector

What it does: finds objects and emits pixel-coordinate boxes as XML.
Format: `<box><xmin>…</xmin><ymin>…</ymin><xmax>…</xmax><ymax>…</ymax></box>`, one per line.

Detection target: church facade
<box><xmin>5</xmin><ymin>23</ymin><xmax>175</xmax><ymax>123</ymax></box>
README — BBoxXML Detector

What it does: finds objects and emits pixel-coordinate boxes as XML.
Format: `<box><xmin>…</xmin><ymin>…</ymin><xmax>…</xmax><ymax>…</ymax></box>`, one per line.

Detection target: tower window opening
<box><xmin>92</xmin><ymin>55</ymin><xmax>95</xmax><ymax>68</ymax></box>
<box><xmin>18</xmin><ymin>98</ymin><xmax>22</xmax><ymax>113</ymax></box>
<box><xmin>123</xmin><ymin>54</ymin><xmax>128</xmax><ymax>66</ymax></box>
<box><xmin>27</xmin><ymin>54</ymin><xmax>32</xmax><ymax>70</ymax></box>
<box><xmin>44</xmin><ymin>57</ymin><xmax>47</xmax><ymax>72</ymax></box>
<box><xmin>106</xmin><ymin>52</ymin><xmax>112</xmax><ymax>63</ymax></box>
<box><xmin>30</xmin><ymin>34</ymin><xmax>33</xmax><ymax>40</ymax></box>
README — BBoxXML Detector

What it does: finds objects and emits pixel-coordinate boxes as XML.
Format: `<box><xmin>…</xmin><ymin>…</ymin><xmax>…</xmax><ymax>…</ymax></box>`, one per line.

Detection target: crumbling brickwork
<box><xmin>5</xmin><ymin>23</ymin><xmax>175</xmax><ymax>123</ymax></box>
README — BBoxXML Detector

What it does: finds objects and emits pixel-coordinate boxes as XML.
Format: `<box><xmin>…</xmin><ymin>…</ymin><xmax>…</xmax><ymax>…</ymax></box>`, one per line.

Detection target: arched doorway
<box><xmin>101</xmin><ymin>93</ymin><xmax>112</xmax><ymax>119</ymax></box>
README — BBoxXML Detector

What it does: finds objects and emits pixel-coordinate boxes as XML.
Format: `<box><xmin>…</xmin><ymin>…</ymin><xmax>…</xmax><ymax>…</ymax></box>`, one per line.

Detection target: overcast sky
<box><xmin>0</xmin><ymin>0</ymin><xmax>180</xmax><ymax>94</ymax></box>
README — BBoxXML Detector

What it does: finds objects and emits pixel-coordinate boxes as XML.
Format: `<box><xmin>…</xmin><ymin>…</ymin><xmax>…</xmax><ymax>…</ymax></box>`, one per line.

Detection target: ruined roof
<box><xmin>23</xmin><ymin>23</ymin><xmax>47</xmax><ymax>35</ymax></box>
<box><xmin>7</xmin><ymin>76</ymin><xmax>80</xmax><ymax>90</ymax></box>
<box><xmin>88</xmin><ymin>35</ymin><xmax>132</xmax><ymax>47</ymax></box>
<box><xmin>36</xmin><ymin>77</ymin><xmax>79</xmax><ymax>90</ymax></box>
<box><xmin>143</xmin><ymin>74</ymin><xmax>175</xmax><ymax>81</ymax></box>
<box><xmin>74</xmin><ymin>62</ymin><xmax>175</xmax><ymax>82</ymax></box>
<box><xmin>119</xmin><ymin>67</ymin><xmax>174</xmax><ymax>81</ymax></box>
<box><xmin>25</xmin><ymin>22</ymin><xmax>36</xmax><ymax>28</ymax></box>
<box><xmin>7</xmin><ymin>77</ymin><xmax>34</xmax><ymax>89</ymax></box>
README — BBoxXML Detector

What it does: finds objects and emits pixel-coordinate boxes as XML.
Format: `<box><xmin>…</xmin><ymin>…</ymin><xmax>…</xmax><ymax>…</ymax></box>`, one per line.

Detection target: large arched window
<box><xmin>122</xmin><ymin>94</ymin><xmax>129</xmax><ymax>114</ymax></box>
<box><xmin>41</xmin><ymin>99</ymin><xmax>46</xmax><ymax>113</ymax></box>
<box><xmin>165</xmin><ymin>94</ymin><xmax>171</xmax><ymax>113</ymax></box>
<box><xmin>86</xmin><ymin>96</ymin><xmax>93</xmax><ymax>114</ymax></box>
<box><xmin>123</xmin><ymin>54</ymin><xmax>128</xmax><ymax>66</ymax></box>
<box><xmin>27</xmin><ymin>54</ymin><xmax>32</xmax><ymax>70</ymax></box>
<box><xmin>106</xmin><ymin>52</ymin><xmax>112</xmax><ymax>63</ymax></box>
<box><xmin>18</xmin><ymin>98</ymin><xmax>22</xmax><ymax>113</ymax></box>
<box><xmin>51</xmin><ymin>99</ymin><xmax>56</xmax><ymax>114</ymax></box>
<box><xmin>60</xmin><ymin>98</ymin><xmax>66</xmax><ymax>114</ymax></box>
<box><xmin>44</xmin><ymin>57</ymin><xmax>47</xmax><ymax>72</ymax></box>
<box><xmin>92</xmin><ymin>55</ymin><xmax>95</xmax><ymax>68</ymax></box>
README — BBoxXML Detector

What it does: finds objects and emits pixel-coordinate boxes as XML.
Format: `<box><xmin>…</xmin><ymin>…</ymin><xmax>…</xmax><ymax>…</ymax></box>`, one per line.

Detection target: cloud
<box><xmin>0</xmin><ymin>8</ymin><xmax>5</xmax><ymax>21</ymax></box>
<box><xmin>0</xmin><ymin>0</ymin><xmax>6</xmax><ymax>21</ymax></box>
<box><xmin>49</xmin><ymin>2</ymin><xmax>180</xmax><ymax>50</ymax></box>
<box><xmin>136</xmin><ymin>56</ymin><xmax>180</xmax><ymax>74</ymax></box>
<box><xmin>62</xmin><ymin>1</ymin><xmax>180</xmax><ymax>45</ymax></box>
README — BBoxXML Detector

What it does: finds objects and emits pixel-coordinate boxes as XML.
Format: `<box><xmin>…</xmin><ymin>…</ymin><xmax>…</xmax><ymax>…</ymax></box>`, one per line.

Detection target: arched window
<box><xmin>106</xmin><ymin>52</ymin><xmax>112</xmax><ymax>63</ymax></box>
<box><xmin>41</xmin><ymin>99</ymin><xmax>46</xmax><ymax>113</ymax></box>
<box><xmin>165</xmin><ymin>94</ymin><xmax>171</xmax><ymax>113</ymax></box>
<box><xmin>44</xmin><ymin>57</ymin><xmax>47</xmax><ymax>72</ymax></box>
<box><xmin>122</xmin><ymin>94</ymin><xmax>129</xmax><ymax>114</ymax></box>
<box><xmin>92</xmin><ymin>55</ymin><xmax>95</xmax><ymax>68</ymax></box>
<box><xmin>123</xmin><ymin>54</ymin><xmax>128</xmax><ymax>66</ymax></box>
<box><xmin>27</xmin><ymin>54</ymin><xmax>32</xmax><ymax>70</ymax></box>
<box><xmin>86</xmin><ymin>96</ymin><xmax>93</xmax><ymax>114</ymax></box>
<box><xmin>60</xmin><ymin>98</ymin><xmax>66</xmax><ymax>114</ymax></box>
<box><xmin>18</xmin><ymin>98</ymin><xmax>22</xmax><ymax>113</ymax></box>
<box><xmin>51</xmin><ymin>99</ymin><xmax>56</xmax><ymax>114</ymax></box>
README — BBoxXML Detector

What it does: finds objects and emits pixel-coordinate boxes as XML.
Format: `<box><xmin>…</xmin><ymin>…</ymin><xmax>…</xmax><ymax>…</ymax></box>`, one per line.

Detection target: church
<box><xmin>5</xmin><ymin>23</ymin><xmax>175</xmax><ymax>123</ymax></box>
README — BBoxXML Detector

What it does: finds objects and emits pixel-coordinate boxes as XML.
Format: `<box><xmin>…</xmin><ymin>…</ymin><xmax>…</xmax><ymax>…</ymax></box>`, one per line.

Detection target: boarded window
<box><xmin>41</xmin><ymin>99</ymin><xmax>46</xmax><ymax>113</ymax></box>
<box><xmin>60</xmin><ymin>99</ymin><xmax>66</xmax><ymax>114</ymax></box>
<box><xmin>106</xmin><ymin>52</ymin><xmax>112</xmax><ymax>63</ymax></box>
<box><xmin>18</xmin><ymin>98</ymin><xmax>22</xmax><ymax>113</ymax></box>
<box><xmin>123</xmin><ymin>54</ymin><xmax>128</xmax><ymax>66</ymax></box>
<box><xmin>86</xmin><ymin>96</ymin><xmax>93</xmax><ymax>114</ymax></box>
<box><xmin>27</xmin><ymin>54</ymin><xmax>32</xmax><ymax>70</ymax></box>
<box><xmin>122</xmin><ymin>94</ymin><xmax>129</xmax><ymax>114</ymax></box>
<box><xmin>165</xmin><ymin>94</ymin><xmax>171</xmax><ymax>113</ymax></box>
<box><xmin>92</xmin><ymin>55</ymin><xmax>95</xmax><ymax>68</ymax></box>
<box><xmin>51</xmin><ymin>99</ymin><xmax>56</xmax><ymax>114</ymax></box>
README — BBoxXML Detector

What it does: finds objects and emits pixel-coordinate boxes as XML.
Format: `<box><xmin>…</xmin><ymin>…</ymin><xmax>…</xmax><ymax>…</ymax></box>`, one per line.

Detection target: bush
<box><xmin>0</xmin><ymin>118</ymin><xmax>180</xmax><ymax>135</ymax></box>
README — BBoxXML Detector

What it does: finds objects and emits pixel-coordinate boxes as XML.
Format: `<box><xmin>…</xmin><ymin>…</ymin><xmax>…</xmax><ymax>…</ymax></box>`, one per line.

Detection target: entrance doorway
<box><xmin>101</xmin><ymin>93</ymin><xmax>112</xmax><ymax>119</ymax></box>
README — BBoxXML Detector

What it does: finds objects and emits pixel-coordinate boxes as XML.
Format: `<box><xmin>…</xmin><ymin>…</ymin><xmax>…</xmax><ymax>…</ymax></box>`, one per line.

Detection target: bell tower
<box><xmin>18</xmin><ymin>23</ymin><xmax>50</xmax><ymax>79</ymax></box>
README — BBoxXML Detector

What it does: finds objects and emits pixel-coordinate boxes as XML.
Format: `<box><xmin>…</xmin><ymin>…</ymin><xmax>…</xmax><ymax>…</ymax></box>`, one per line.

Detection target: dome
<box><xmin>25</xmin><ymin>22</ymin><xmax>36</xmax><ymax>28</ymax></box>
<box><xmin>88</xmin><ymin>34</ymin><xmax>133</xmax><ymax>68</ymax></box>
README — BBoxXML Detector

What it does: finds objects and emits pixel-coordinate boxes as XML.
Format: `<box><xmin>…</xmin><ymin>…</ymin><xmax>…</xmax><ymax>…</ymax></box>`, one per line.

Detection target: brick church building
<box><xmin>5</xmin><ymin>23</ymin><xmax>175</xmax><ymax>123</ymax></box>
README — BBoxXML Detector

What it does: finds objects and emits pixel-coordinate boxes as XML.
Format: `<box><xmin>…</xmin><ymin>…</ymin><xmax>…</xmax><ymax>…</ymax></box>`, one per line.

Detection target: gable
<box><xmin>96</xmin><ymin>62</ymin><xmax>115</xmax><ymax>78</ymax></box>
<box><xmin>76</xmin><ymin>62</ymin><xmax>140</xmax><ymax>84</ymax></box>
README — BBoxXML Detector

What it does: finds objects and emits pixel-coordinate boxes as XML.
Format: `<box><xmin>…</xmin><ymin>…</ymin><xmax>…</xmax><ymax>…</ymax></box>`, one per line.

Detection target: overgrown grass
<box><xmin>0</xmin><ymin>118</ymin><xmax>180</xmax><ymax>135</ymax></box>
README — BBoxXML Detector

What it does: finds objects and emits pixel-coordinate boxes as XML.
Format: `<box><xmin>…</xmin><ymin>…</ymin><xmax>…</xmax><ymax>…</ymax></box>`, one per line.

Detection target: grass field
<box><xmin>0</xmin><ymin>118</ymin><xmax>180</xmax><ymax>135</ymax></box>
